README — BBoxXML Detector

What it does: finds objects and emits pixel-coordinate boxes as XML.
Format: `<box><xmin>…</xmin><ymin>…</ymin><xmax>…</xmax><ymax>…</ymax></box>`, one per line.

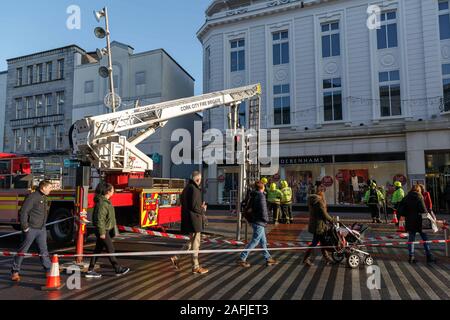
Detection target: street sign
<box><xmin>64</xmin><ymin>159</ymin><xmax>81</xmax><ymax>168</ymax></box>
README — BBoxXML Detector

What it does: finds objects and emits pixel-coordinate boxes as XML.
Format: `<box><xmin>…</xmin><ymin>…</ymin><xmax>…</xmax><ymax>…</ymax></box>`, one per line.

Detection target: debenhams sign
<box><xmin>280</xmin><ymin>155</ymin><xmax>333</xmax><ymax>165</ymax></box>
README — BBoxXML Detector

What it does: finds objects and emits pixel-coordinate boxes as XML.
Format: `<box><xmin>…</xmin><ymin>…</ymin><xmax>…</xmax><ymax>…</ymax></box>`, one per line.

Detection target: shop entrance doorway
<box><xmin>426</xmin><ymin>173</ymin><xmax>450</xmax><ymax>214</ymax></box>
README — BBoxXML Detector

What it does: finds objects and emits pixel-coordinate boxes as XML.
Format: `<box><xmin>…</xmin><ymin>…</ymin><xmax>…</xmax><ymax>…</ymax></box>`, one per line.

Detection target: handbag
<box><xmin>109</xmin><ymin>224</ymin><xmax>119</xmax><ymax>238</ymax></box>
<box><xmin>421</xmin><ymin>212</ymin><xmax>438</xmax><ymax>233</ymax></box>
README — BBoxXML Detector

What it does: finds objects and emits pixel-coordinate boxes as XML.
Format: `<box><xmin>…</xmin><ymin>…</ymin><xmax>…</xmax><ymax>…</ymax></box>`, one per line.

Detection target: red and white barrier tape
<box><xmin>0</xmin><ymin>216</ymin><xmax>74</xmax><ymax>240</ymax></box>
<box><xmin>1</xmin><ymin>239</ymin><xmax>449</xmax><ymax>259</ymax></box>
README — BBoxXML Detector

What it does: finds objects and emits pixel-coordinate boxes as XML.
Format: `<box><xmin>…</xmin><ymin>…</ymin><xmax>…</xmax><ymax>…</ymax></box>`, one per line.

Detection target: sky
<box><xmin>0</xmin><ymin>0</ymin><xmax>212</xmax><ymax>94</ymax></box>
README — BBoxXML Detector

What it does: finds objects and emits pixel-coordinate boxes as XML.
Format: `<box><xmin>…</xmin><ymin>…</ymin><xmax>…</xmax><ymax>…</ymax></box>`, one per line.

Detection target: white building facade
<box><xmin>198</xmin><ymin>0</ymin><xmax>450</xmax><ymax>211</ymax></box>
<box><xmin>72</xmin><ymin>42</ymin><xmax>199</xmax><ymax>179</ymax></box>
<box><xmin>0</xmin><ymin>71</ymin><xmax>6</xmax><ymax>152</ymax></box>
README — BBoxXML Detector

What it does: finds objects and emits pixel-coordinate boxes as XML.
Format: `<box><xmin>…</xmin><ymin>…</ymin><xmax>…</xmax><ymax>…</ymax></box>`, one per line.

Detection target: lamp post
<box><xmin>94</xmin><ymin>7</ymin><xmax>117</xmax><ymax>113</ymax></box>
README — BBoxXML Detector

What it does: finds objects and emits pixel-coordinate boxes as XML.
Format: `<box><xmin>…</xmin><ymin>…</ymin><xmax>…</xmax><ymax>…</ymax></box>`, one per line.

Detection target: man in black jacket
<box><xmin>11</xmin><ymin>180</ymin><xmax>53</xmax><ymax>282</ymax></box>
<box><xmin>171</xmin><ymin>171</ymin><xmax>208</xmax><ymax>274</ymax></box>
<box><xmin>237</xmin><ymin>181</ymin><xmax>279</xmax><ymax>267</ymax></box>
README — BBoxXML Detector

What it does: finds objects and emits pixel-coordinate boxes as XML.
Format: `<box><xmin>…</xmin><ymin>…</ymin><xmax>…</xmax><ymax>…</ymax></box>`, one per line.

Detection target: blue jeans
<box><xmin>408</xmin><ymin>231</ymin><xmax>431</xmax><ymax>257</ymax></box>
<box><xmin>240</xmin><ymin>224</ymin><xmax>271</xmax><ymax>261</ymax></box>
<box><xmin>11</xmin><ymin>227</ymin><xmax>52</xmax><ymax>273</ymax></box>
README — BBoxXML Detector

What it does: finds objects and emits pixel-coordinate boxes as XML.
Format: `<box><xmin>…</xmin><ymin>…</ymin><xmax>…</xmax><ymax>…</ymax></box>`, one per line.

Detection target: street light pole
<box><xmin>103</xmin><ymin>7</ymin><xmax>116</xmax><ymax>113</ymax></box>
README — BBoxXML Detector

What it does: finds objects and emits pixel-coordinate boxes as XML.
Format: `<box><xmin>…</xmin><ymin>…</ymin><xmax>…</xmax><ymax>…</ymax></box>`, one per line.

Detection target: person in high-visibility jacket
<box><xmin>391</xmin><ymin>181</ymin><xmax>405</xmax><ymax>210</ymax></box>
<box><xmin>280</xmin><ymin>180</ymin><xmax>293</xmax><ymax>224</ymax></box>
<box><xmin>364</xmin><ymin>181</ymin><xmax>385</xmax><ymax>223</ymax></box>
<box><xmin>261</xmin><ymin>177</ymin><xmax>269</xmax><ymax>199</ymax></box>
<box><xmin>267</xmin><ymin>183</ymin><xmax>283</xmax><ymax>224</ymax></box>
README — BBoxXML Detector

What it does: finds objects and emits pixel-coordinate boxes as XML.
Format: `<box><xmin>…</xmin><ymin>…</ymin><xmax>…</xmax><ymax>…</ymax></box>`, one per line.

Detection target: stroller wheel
<box><xmin>347</xmin><ymin>254</ymin><xmax>360</xmax><ymax>269</ymax></box>
<box><xmin>332</xmin><ymin>251</ymin><xmax>345</xmax><ymax>263</ymax></box>
<box><xmin>364</xmin><ymin>256</ymin><xmax>374</xmax><ymax>266</ymax></box>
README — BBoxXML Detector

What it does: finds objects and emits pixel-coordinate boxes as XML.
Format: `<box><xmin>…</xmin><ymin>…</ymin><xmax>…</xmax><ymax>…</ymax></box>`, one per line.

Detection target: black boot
<box><xmin>321</xmin><ymin>249</ymin><xmax>334</xmax><ymax>265</ymax></box>
<box><xmin>408</xmin><ymin>256</ymin><xmax>416</xmax><ymax>264</ymax></box>
<box><xmin>426</xmin><ymin>255</ymin><xmax>437</xmax><ymax>264</ymax></box>
<box><xmin>303</xmin><ymin>249</ymin><xmax>313</xmax><ymax>266</ymax></box>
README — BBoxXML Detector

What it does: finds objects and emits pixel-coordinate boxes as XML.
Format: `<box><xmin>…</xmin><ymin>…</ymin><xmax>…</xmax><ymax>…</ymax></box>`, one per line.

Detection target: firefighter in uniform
<box><xmin>261</xmin><ymin>177</ymin><xmax>269</xmax><ymax>198</ymax></box>
<box><xmin>280</xmin><ymin>180</ymin><xmax>293</xmax><ymax>224</ymax></box>
<box><xmin>267</xmin><ymin>183</ymin><xmax>282</xmax><ymax>224</ymax></box>
<box><xmin>364</xmin><ymin>181</ymin><xmax>385</xmax><ymax>223</ymax></box>
<box><xmin>391</xmin><ymin>181</ymin><xmax>405</xmax><ymax>210</ymax></box>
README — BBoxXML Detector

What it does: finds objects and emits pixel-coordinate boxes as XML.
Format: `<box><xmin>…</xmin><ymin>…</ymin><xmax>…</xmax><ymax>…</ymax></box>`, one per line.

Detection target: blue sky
<box><xmin>0</xmin><ymin>0</ymin><xmax>212</xmax><ymax>94</ymax></box>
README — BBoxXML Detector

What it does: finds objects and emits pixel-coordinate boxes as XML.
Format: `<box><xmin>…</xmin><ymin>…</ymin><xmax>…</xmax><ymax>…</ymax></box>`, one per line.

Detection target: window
<box><xmin>439</xmin><ymin>1</ymin><xmax>450</xmax><ymax>40</ymax></box>
<box><xmin>16</xmin><ymin>68</ymin><xmax>23</xmax><ymax>86</ymax></box>
<box><xmin>323</xmin><ymin>78</ymin><xmax>343</xmax><ymax>121</ymax></box>
<box><xmin>46</xmin><ymin>62</ymin><xmax>52</xmax><ymax>81</ymax></box>
<box><xmin>25</xmin><ymin>97</ymin><xmax>34</xmax><ymax>118</ymax></box>
<box><xmin>113</xmin><ymin>75</ymin><xmax>119</xmax><ymax>90</ymax></box>
<box><xmin>273</xmin><ymin>84</ymin><xmax>291</xmax><ymax>125</ymax></box>
<box><xmin>321</xmin><ymin>22</ymin><xmax>340</xmax><ymax>58</ymax></box>
<box><xmin>55</xmin><ymin>125</ymin><xmax>64</xmax><ymax>149</ymax></box>
<box><xmin>230</xmin><ymin>39</ymin><xmax>245</xmax><ymax>72</ymax></box>
<box><xmin>57</xmin><ymin>59</ymin><xmax>64</xmax><ymax>79</ymax></box>
<box><xmin>379</xmin><ymin>70</ymin><xmax>401</xmax><ymax>117</ymax></box>
<box><xmin>377</xmin><ymin>11</ymin><xmax>398</xmax><ymax>49</ymax></box>
<box><xmin>238</xmin><ymin>101</ymin><xmax>246</xmax><ymax>128</ymax></box>
<box><xmin>13</xmin><ymin>129</ymin><xmax>22</xmax><ymax>152</ymax></box>
<box><xmin>27</xmin><ymin>66</ymin><xmax>33</xmax><ymax>84</ymax></box>
<box><xmin>35</xmin><ymin>95</ymin><xmax>44</xmax><ymax>117</ymax></box>
<box><xmin>135</xmin><ymin>72</ymin><xmax>146</xmax><ymax>86</ymax></box>
<box><xmin>15</xmin><ymin>98</ymin><xmax>23</xmax><ymax>120</ymax></box>
<box><xmin>84</xmin><ymin>81</ymin><xmax>94</xmax><ymax>93</ymax></box>
<box><xmin>205</xmin><ymin>47</ymin><xmax>211</xmax><ymax>81</ymax></box>
<box><xmin>273</xmin><ymin>31</ymin><xmax>289</xmax><ymax>65</ymax></box>
<box><xmin>24</xmin><ymin>128</ymin><xmax>33</xmax><ymax>152</ymax></box>
<box><xmin>45</xmin><ymin>94</ymin><xmax>53</xmax><ymax>115</ymax></box>
<box><xmin>442</xmin><ymin>64</ymin><xmax>450</xmax><ymax>112</ymax></box>
<box><xmin>36</xmin><ymin>64</ymin><xmax>43</xmax><ymax>83</ymax></box>
<box><xmin>56</xmin><ymin>91</ymin><xmax>64</xmax><ymax>114</ymax></box>
<box><xmin>44</xmin><ymin>126</ymin><xmax>52</xmax><ymax>150</ymax></box>
<box><xmin>35</xmin><ymin>127</ymin><xmax>44</xmax><ymax>151</ymax></box>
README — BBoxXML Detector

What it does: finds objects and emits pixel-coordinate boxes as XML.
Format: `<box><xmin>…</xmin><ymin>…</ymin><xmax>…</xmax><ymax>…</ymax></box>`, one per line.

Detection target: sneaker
<box><xmin>376</xmin><ymin>219</ymin><xmax>383</xmax><ymax>224</ymax></box>
<box><xmin>192</xmin><ymin>267</ymin><xmax>209</xmax><ymax>274</ymax></box>
<box><xmin>266</xmin><ymin>258</ymin><xmax>279</xmax><ymax>266</ymax></box>
<box><xmin>115</xmin><ymin>267</ymin><xmax>130</xmax><ymax>277</ymax></box>
<box><xmin>237</xmin><ymin>259</ymin><xmax>251</xmax><ymax>268</ymax></box>
<box><xmin>170</xmin><ymin>256</ymin><xmax>180</xmax><ymax>270</ymax></box>
<box><xmin>11</xmin><ymin>272</ymin><xmax>20</xmax><ymax>282</ymax></box>
<box><xmin>426</xmin><ymin>255</ymin><xmax>437</xmax><ymax>264</ymax></box>
<box><xmin>408</xmin><ymin>256</ymin><xmax>416</xmax><ymax>264</ymax></box>
<box><xmin>85</xmin><ymin>270</ymin><xmax>102</xmax><ymax>278</ymax></box>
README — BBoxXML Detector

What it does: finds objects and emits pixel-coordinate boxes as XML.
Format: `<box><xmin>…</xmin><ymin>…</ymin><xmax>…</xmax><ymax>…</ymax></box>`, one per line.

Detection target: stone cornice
<box><xmin>197</xmin><ymin>0</ymin><xmax>339</xmax><ymax>41</ymax></box>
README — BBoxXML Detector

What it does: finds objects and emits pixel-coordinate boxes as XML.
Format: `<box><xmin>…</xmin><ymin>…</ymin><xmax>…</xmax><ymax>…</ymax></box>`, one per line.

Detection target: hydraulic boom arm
<box><xmin>71</xmin><ymin>84</ymin><xmax>261</xmax><ymax>173</ymax></box>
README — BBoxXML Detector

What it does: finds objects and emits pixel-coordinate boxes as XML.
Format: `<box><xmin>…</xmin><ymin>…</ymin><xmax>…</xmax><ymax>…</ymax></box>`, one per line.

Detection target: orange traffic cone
<box><xmin>42</xmin><ymin>255</ymin><xmax>65</xmax><ymax>291</ymax></box>
<box><xmin>397</xmin><ymin>217</ymin><xmax>406</xmax><ymax>233</ymax></box>
<box><xmin>391</xmin><ymin>210</ymin><xmax>399</xmax><ymax>224</ymax></box>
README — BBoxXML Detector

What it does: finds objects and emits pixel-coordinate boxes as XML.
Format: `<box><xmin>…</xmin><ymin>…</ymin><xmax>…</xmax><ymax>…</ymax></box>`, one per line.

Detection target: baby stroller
<box><xmin>322</xmin><ymin>222</ymin><xmax>374</xmax><ymax>268</ymax></box>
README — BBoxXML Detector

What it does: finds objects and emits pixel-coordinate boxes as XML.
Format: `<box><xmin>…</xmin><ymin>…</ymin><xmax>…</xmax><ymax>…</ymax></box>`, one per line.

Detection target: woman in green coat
<box><xmin>85</xmin><ymin>182</ymin><xmax>130</xmax><ymax>278</ymax></box>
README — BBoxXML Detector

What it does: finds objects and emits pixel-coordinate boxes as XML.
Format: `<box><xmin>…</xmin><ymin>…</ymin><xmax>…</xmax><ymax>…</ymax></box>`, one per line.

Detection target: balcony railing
<box><xmin>10</xmin><ymin>114</ymin><xmax>64</xmax><ymax>127</ymax></box>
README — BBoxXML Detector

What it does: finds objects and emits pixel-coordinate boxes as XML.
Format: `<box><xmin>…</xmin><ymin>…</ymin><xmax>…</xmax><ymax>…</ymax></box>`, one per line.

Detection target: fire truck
<box><xmin>0</xmin><ymin>84</ymin><xmax>261</xmax><ymax>244</ymax></box>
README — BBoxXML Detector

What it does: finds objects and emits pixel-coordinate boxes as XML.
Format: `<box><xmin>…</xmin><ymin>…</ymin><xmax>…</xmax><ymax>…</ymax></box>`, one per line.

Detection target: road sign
<box><xmin>64</xmin><ymin>159</ymin><xmax>81</xmax><ymax>168</ymax></box>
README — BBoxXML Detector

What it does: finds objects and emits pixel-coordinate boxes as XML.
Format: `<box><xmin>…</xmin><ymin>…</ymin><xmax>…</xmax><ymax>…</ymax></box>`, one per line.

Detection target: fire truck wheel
<box><xmin>49</xmin><ymin>208</ymin><xmax>74</xmax><ymax>244</ymax></box>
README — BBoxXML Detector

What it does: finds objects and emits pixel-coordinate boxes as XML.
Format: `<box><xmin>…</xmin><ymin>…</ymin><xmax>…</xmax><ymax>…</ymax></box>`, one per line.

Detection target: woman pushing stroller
<box><xmin>303</xmin><ymin>188</ymin><xmax>336</xmax><ymax>266</ymax></box>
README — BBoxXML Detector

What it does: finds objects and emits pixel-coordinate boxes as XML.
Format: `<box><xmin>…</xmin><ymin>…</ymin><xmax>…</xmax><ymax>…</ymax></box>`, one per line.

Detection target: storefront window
<box><xmin>283</xmin><ymin>159</ymin><xmax>407</xmax><ymax>206</ymax></box>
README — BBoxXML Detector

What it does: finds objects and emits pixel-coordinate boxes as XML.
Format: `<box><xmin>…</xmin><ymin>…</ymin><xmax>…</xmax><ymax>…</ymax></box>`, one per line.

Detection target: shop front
<box><xmin>277</xmin><ymin>153</ymin><xmax>407</xmax><ymax>206</ymax></box>
<box><xmin>425</xmin><ymin>150</ymin><xmax>450</xmax><ymax>213</ymax></box>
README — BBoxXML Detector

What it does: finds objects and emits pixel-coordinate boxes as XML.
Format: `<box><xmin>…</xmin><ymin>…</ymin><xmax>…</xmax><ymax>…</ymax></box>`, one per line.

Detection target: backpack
<box><xmin>242</xmin><ymin>191</ymin><xmax>256</xmax><ymax>223</ymax></box>
<box><xmin>368</xmin><ymin>189</ymin><xmax>379</xmax><ymax>204</ymax></box>
<box><xmin>397</xmin><ymin>196</ymin><xmax>407</xmax><ymax>217</ymax></box>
